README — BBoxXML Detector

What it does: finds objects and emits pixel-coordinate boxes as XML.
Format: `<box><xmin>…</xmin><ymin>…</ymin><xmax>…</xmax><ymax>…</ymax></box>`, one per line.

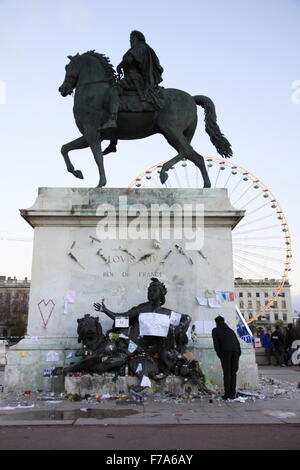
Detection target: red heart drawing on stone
<box><xmin>38</xmin><ymin>299</ymin><xmax>55</xmax><ymax>327</ymax></box>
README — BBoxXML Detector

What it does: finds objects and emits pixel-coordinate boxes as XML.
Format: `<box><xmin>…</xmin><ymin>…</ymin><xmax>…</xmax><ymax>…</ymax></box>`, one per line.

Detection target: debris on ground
<box><xmin>0</xmin><ymin>369</ymin><xmax>299</xmax><ymax>409</ymax></box>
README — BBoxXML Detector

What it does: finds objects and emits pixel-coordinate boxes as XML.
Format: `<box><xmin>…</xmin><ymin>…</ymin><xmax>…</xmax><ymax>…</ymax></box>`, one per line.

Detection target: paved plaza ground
<box><xmin>0</xmin><ymin>365</ymin><xmax>299</xmax><ymax>450</ymax></box>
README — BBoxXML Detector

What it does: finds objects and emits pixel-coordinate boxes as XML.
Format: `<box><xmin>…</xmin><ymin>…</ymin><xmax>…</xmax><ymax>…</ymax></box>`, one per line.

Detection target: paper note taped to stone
<box><xmin>46</xmin><ymin>351</ymin><xmax>60</xmax><ymax>362</ymax></box>
<box><xmin>139</xmin><ymin>312</ymin><xmax>170</xmax><ymax>337</ymax></box>
<box><xmin>170</xmin><ymin>311</ymin><xmax>181</xmax><ymax>326</ymax></box>
<box><xmin>194</xmin><ymin>320</ymin><xmax>215</xmax><ymax>335</ymax></box>
<box><xmin>115</xmin><ymin>316</ymin><xmax>129</xmax><ymax>328</ymax></box>
<box><xmin>43</xmin><ymin>367</ymin><xmax>55</xmax><ymax>377</ymax></box>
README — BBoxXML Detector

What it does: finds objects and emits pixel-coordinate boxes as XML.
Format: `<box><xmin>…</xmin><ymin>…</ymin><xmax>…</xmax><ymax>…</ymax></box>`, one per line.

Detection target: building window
<box><xmin>256</xmin><ymin>293</ymin><xmax>260</xmax><ymax>297</ymax></box>
<box><xmin>274</xmin><ymin>313</ymin><xmax>279</xmax><ymax>321</ymax></box>
<box><xmin>265</xmin><ymin>313</ymin><xmax>270</xmax><ymax>320</ymax></box>
<box><xmin>281</xmin><ymin>301</ymin><xmax>286</xmax><ymax>309</ymax></box>
<box><xmin>264</xmin><ymin>292</ymin><xmax>269</xmax><ymax>298</ymax></box>
<box><xmin>283</xmin><ymin>313</ymin><xmax>287</xmax><ymax>321</ymax></box>
<box><xmin>256</xmin><ymin>301</ymin><xmax>261</xmax><ymax>309</ymax></box>
<box><xmin>240</xmin><ymin>301</ymin><xmax>244</xmax><ymax>309</ymax></box>
<box><xmin>281</xmin><ymin>292</ymin><xmax>285</xmax><ymax>298</ymax></box>
<box><xmin>247</xmin><ymin>292</ymin><xmax>252</xmax><ymax>298</ymax></box>
<box><xmin>239</xmin><ymin>292</ymin><xmax>243</xmax><ymax>298</ymax></box>
<box><xmin>248</xmin><ymin>300</ymin><xmax>252</xmax><ymax>308</ymax></box>
<box><xmin>248</xmin><ymin>312</ymin><xmax>253</xmax><ymax>319</ymax></box>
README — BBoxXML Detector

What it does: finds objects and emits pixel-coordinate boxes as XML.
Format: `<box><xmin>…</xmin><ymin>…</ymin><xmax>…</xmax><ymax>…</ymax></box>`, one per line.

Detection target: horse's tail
<box><xmin>194</xmin><ymin>95</ymin><xmax>233</xmax><ymax>159</ymax></box>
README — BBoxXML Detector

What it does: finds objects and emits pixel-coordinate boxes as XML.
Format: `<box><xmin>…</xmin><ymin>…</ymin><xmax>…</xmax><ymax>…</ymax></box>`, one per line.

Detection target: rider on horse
<box><xmin>102</xmin><ymin>31</ymin><xmax>164</xmax><ymax>154</ymax></box>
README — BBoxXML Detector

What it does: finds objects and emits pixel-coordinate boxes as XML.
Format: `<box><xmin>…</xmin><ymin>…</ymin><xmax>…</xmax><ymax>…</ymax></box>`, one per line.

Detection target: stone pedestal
<box><xmin>4</xmin><ymin>187</ymin><xmax>258</xmax><ymax>392</ymax></box>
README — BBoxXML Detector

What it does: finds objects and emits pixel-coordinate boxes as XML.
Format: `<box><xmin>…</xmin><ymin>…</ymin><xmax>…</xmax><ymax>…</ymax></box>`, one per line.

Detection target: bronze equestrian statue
<box><xmin>59</xmin><ymin>30</ymin><xmax>232</xmax><ymax>188</ymax></box>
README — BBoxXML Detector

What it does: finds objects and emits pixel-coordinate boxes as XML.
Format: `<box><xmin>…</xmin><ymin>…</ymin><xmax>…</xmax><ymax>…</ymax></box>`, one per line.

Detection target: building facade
<box><xmin>0</xmin><ymin>276</ymin><xmax>30</xmax><ymax>340</ymax></box>
<box><xmin>234</xmin><ymin>278</ymin><xmax>293</xmax><ymax>330</ymax></box>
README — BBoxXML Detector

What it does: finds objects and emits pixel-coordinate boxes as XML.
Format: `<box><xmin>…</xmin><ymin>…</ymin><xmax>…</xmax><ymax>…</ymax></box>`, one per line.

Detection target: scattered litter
<box><xmin>0</xmin><ymin>404</ymin><xmax>36</xmax><ymax>410</ymax></box>
<box><xmin>17</xmin><ymin>403</ymin><xmax>35</xmax><ymax>409</ymax></box>
<box><xmin>229</xmin><ymin>396</ymin><xmax>248</xmax><ymax>403</ymax></box>
<box><xmin>140</xmin><ymin>376</ymin><xmax>152</xmax><ymax>388</ymax></box>
<box><xmin>101</xmin><ymin>394</ymin><xmax>111</xmax><ymax>400</ymax></box>
<box><xmin>38</xmin><ymin>395</ymin><xmax>64</xmax><ymax>402</ymax></box>
<box><xmin>263</xmin><ymin>410</ymin><xmax>297</xmax><ymax>419</ymax></box>
<box><xmin>116</xmin><ymin>400</ymin><xmax>143</xmax><ymax>406</ymax></box>
<box><xmin>130</xmin><ymin>389</ymin><xmax>145</xmax><ymax>402</ymax></box>
<box><xmin>45</xmin><ymin>401</ymin><xmax>63</xmax><ymax>404</ymax></box>
<box><xmin>238</xmin><ymin>390</ymin><xmax>265</xmax><ymax>400</ymax></box>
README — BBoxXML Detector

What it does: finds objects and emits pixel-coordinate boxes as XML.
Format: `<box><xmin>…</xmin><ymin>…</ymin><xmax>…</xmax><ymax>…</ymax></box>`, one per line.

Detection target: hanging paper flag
<box><xmin>215</xmin><ymin>291</ymin><xmax>226</xmax><ymax>304</ymax></box>
<box><xmin>208</xmin><ymin>298</ymin><xmax>221</xmax><ymax>308</ymax></box>
<box><xmin>196</xmin><ymin>297</ymin><xmax>209</xmax><ymax>307</ymax></box>
<box><xmin>229</xmin><ymin>292</ymin><xmax>235</xmax><ymax>302</ymax></box>
<box><xmin>205</xmin><ymin>289</ymin><xmax>215</xmax><ymax>298</ymax></box>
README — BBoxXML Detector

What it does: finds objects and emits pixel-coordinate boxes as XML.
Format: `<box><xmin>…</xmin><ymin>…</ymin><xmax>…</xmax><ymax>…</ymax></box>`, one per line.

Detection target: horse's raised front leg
<box><xmin>103</xmin><ymin>139</ymin><xmax>118</xmax><ymax>155</ymax></box>
<box><xmin>83</xmin><ymin>124</ymin><xmax>106</xmax><ymax>188</ymax></box>
<box><xmin>61</xmin><ymin>136</ymin><xmax>89</xmax><ymax>179</ymax></box>
<box><xmin>160</xmin><ymin>155</ymin><xmax>182</xmax><ymax>184</ymax></box>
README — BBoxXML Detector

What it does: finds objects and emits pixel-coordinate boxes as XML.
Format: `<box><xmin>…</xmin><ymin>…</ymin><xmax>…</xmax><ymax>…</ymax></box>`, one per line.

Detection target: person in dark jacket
<box><xmin>271</xmin><ymin>326</ymin><xmax>285</xmax><ymax>366</ymax></box>
<box><xmin>212</xmin><ymin>316</ymin><xmax>242</xmax><ymax>400</ymax></box>
<box><xmin>261</xmin><ymin>329</ymin><xmax>274</xmax><ymax>365</ymax></box>
<box><xmin>285</xmin><ymin>323</ymin><xmax>300</xmax><ymax>366</ymax></box>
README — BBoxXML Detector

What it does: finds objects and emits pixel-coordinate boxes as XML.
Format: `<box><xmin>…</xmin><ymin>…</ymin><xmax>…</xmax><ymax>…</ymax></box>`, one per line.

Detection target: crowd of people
<box><xmin>260</xmin><ymin>323</ymin><xmax>300</xmax><ymax>366</ymax></box>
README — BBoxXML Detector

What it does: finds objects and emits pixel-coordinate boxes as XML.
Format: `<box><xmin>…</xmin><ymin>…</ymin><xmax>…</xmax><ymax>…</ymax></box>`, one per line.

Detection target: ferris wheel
<box><xmin>128</xmin><ymin>156</ymin><xmax>292</xmax><ymax>323</ymax></box>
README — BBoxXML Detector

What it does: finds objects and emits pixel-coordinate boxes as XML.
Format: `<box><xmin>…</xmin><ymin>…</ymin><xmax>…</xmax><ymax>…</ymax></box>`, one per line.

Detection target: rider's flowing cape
<box><xmin>126</xmin><ymin>42</ymin><xmax>164</xmax><ymax>87</ymax></box>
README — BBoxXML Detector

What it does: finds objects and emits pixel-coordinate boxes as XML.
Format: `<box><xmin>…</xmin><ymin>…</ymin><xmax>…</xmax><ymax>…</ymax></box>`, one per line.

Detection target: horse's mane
<box><xmin>83</xmin><ymin>50</ymin><xmax>116</xmax><ymax>82</ymax></box>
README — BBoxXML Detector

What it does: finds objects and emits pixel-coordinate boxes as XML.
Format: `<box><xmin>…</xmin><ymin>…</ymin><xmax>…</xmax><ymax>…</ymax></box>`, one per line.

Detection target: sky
<box><xmin>0</xmin><ymin>0</ymin><xmax>300</xmax><ymax>307</ymax></box>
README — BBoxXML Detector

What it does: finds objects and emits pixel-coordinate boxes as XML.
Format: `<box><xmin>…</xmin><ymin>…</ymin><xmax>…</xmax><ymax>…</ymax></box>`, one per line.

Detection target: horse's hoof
<box><xmin>103</xmin><ymin>145</ymin><xmax>117</xmax><ymax>156</ymax></box>
<box><xmin>74</xmin><ymin>170</ymin><xmax>84</xmax><ymax>179</ymax></box>
<box><xmin>160</xmin><ymin>172</ymin><xmax>168</xmax><ymax>184</ymax></box>
<box><xmin>96</xmin><ymin>180</ymin><xmax>107</xmax><ymax>188</ymax></box>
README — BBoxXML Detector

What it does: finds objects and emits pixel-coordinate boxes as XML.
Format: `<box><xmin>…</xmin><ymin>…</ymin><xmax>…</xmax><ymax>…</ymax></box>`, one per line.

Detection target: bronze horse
<box><xmin>59</xmin><ymin>51</ymin><xmax>232</xmax><ymax>188</ymax></box>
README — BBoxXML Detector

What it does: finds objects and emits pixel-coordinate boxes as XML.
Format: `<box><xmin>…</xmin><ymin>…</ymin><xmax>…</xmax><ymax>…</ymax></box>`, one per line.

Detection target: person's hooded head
<box><xmin>215</xmin><ymin>315</ymin><xmax>225</xmax><ymax>325</ymax></box>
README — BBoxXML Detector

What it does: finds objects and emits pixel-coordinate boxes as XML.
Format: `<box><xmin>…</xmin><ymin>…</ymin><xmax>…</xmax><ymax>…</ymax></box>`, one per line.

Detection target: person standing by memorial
<box><xmin>261</xmin><ymin>328</ymin><xmax>274</xmax><ymax>366</ymax></box>
<box><xmin>284</xmin><ymin>323</ymin><xmax>299</xmax><ymax>366</ymax></box>
<box><xmin>271</xmin><ymin>325</ymin><xmax>286</xmax><ymax>366</ymax></box>
<box><xmin>212</xmin><ymin>316</ymin><xmax>242</xmax><ymax>400</ymax></box>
